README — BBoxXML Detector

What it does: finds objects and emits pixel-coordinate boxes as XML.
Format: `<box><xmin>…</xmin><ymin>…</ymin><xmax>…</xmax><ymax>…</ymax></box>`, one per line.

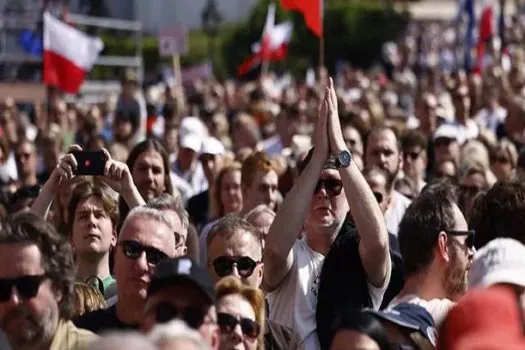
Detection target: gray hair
<box><xmin>120</xmin><ymin>206</ymin><xmax>175</xmax><ymax>242</ymax></box>
<box><xmin>87</xmin><ymin>332</ymin><xmax>157</xmax><ymax>350</ymax></box>
<box><xmin>244</xmin><ymin>204</ymin><xmax>275</xmax><ymax>223</ymax></box>
<box><xmin>146</xmin><ymin>193</ymin><xmax>189</xmax><ymax>235</ymax></box>
<box><xmin>149</xmin><ymin>319</ymin><xmax>209</xmax><ymax>350</ymax></box>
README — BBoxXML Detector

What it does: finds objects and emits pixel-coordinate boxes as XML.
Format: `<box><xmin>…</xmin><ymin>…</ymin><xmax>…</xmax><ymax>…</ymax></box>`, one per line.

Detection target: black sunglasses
<box><xmin>154</xmin><ymin>302</ymin><xmax>208</xmax><ymax>329</ymax></box>
<box><xmin>0</xmin><ymin>275</ymin><xmax>47</xmax><ymax>302</ymax></box>
<box><xmin>217</xmin><ymin>312</ymin><xmax>261</xmax><ymax>339</ymax></box>
<box><xmin>446</xmin><ymin>229</ymin><xmax>476</xmax><ymax>250</ymax></box>
<box><xmin>119</xmin><ymin>240</ymin><xmax>168</xmax><ymax>265</ymax></box>
<box><xmin>212</xmin><ymin>256</ymin><xmax>260</xmax><ymax>278</ymax></box>
<box><xmin>314</xmin><ymin>178</ymin><xmax>343</xmax><ymax>197</ymax></box>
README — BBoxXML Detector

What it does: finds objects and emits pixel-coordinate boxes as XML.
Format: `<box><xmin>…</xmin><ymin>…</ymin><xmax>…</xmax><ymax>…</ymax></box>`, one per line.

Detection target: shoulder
<box><xmin>73</xmin><ymin>307</ymin><xmax>115</xmax><ymax>333</ymax></box>
<box><xmin>265</xmin><ymin>319</ymin><xmax>304</xmax><ymax>350</ymax></box>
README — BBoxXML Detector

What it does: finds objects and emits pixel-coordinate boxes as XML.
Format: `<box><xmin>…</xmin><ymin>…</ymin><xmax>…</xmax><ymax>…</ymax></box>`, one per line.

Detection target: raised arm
<box><xmin>263</xmin><ymin>95</ymin><xmax>329</xmax><ymax>293</ymax></box>
<box><xmin>326</xmin><ymin>78</ymin><xmax>390</xmax><ymax>287</ymax></box>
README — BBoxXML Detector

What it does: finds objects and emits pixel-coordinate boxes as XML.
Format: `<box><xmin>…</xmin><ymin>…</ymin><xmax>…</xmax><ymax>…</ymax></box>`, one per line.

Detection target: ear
<box><xmin>436</xmin><ymin>231</ymin><xmax>451</xmax><ymax>263</ymax></box>
<box><xmin>182</xmin><ymin>245</ymin><xmax>188</xmax><ymax>256</ymax></box>
<box><xmin>211</xmin><ymin>325</ymin><xmax>221</xmax><ymax>350</ymax></box>
<box><xmin>257</xmin><ymin>262</ymin><xmax>264</xmax><ymax>288</ymax></box>
<box><xmin>111</xmin><ymin>230</ymin><xmax>117</xmax><ymax>248</ymax></box>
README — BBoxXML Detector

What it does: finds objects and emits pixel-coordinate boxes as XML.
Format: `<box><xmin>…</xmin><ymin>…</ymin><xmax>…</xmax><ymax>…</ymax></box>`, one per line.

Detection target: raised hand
<box><xmin>313</xmin><ymin>88</ymin><xmax>330</xmax><ymax>162</ymax></box>
<box><xmin>50</xmin><ymin>144</ymin><xmax>82</xmax><ymax>189</ymax></box>
<box><xmin>326</xmin><ymin>77</ymin><xmax>347</xmax><ymax>156</ymax></box>
<box><xmin>99</xmin><ymin>148</ymin><xmax>134</xmax><ymax>195</ymax></box>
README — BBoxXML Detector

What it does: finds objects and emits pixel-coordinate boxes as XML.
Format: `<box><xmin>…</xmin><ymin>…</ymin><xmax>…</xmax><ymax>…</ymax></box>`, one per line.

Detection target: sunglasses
<box><xmin>490</xmin><ymin>155</ymin><xmax>511</xmax><ymax>165</ymax></box>
<box><xmin>212</xmin><ymin>256</ymin><xmax>260</xmax><ymax>278</ymax></box>
<box><xmin>446</xmin><ymin>229</ymin><xmax>476</xmax><ymax>250</ymax></box>
<box><xmin>217</xmin><ymin>312</ymin><xmax>261</xmax><ymax>339</ymax></box>
<box><xmin>314</xmin><ymin>178</ymin><xmax>343</xmax><ymax>197</ymax></box>
<box><xmin>0</xmin><ymin>275</ymin><xmax>47</xmax><ymax>302</ymax></box>
<box><xmin>154</xmin><ymin>302</ymin><xmax>208</xmax><ymax>329</ymax></box>
<box><xmin>119</xmin><ymin>240</ymin><xmax>168</xmax><ymax>266</ymax></box>
<box><xmin>15</xmin><ymin>152</ymin><xmax>32</xmax><ymax>160</ymax></box>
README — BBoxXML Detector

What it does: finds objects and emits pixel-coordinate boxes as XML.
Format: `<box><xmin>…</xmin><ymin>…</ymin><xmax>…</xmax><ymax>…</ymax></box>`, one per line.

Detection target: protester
<box><xmin>215</xmin><ymin>276</ymin><xmax>265</xmax><ymax>350</ymax></box>
<box><xmin>74</xmin><ymin>207</ymin><xmax>181</xmax><ymax>332</ymax></box>
<box><xmin>206</xmin><ymin>215</ymin><xmax>302</xmax><ymax>349</ymax></box>
<box><xmin>264</xmin><ymin>80</ymin><xmax>390</xmax><ymax>350</ymax></box>
<box><xmin>392</xmin><ymin>179</ymin><xmax>474</xmax><ymax>326</ymax></box>
<box><xmin>141</xmin><ymin>256</ymin><xmax>220</xmax><ymax>349</ymax></box>
<box><xmin>0</xmin><ymin>212</ymin><xmax>97</xmax><ymax>349</ymax></box>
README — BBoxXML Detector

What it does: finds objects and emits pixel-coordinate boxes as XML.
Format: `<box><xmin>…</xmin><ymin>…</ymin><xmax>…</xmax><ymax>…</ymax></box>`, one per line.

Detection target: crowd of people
<box><xmin>2</xmin><ymin>7</ymin><xmax>525</xmax><ymax>350</ymax></box>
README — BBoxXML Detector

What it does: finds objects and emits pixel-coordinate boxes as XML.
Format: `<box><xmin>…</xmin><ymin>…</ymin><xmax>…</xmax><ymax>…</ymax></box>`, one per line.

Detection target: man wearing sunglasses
<box><xmin>390</xmin><ymin>179</ymin><xmax>475</xmax><ymax>327</ymax></box>
<box><xmin>206</xmin><ymin>215</ymin><xmax>303</xmax><ymax>350</ymax></box>
<box><xmin>142</xmin><ymin>256</ymin><xmax>220</xmax><ymax>350</ymax></box>
<box><xmin>0</xmin><ymin>212</ymin><xmax>96</xmax><ymax>350</ymax></box>
<box><xmin>401</xmin><ymin>130</ymin><xmax>428</xmax><ymax>194</ymax></box>
<box><xmin>264</xmin><ymin>79</ymin><xmax>390</xmax><ymax>350</ymax></box>
<box><xmin>75</xmin><ymin>207</ymin><xmax>181</xmax><ymax>333</ymax></box>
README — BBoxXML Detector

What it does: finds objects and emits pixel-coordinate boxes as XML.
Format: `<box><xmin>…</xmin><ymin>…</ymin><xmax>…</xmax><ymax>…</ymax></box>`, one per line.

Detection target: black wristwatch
<box><xmin>335</xmin><ymin>150</ymin><xmax>352</xmax><ymax>168</ymax></box>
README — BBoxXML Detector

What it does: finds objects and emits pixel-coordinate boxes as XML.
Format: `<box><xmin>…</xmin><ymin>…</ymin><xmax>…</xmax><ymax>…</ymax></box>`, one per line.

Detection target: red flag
<box><xmin>280</xmin><ymin>0</ymin><xmax>322</xmax><ymax>37</ymax></box>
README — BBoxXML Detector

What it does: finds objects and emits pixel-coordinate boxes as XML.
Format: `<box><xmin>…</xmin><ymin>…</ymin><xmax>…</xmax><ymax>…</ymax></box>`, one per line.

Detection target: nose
<box><xmin>230</xmin><ymin>264</ymin><xmax>241</xmax><ymax>278</ymax></box>
<box><xmin>315</xmin><ymin>182</ymin><xmax>328</xmax><ymax>198</ymax></box>
<box><xmin>231</xmin><ymin>322</ymin><xmax>244</xmax><ymax>343</ymax></box>
<box><xmin>6</xmin><ymin>287</ymin><xmax>20</xmax><ymax>308</ymax></box>
<box><xmin>132</xmin><ymin>251</ymin><xmax>150</xmax><ymax>273</ymax></box>
<box><xmin>146</xmin><ymin>169</ymin><xmax>155</xmax><ymax>184</ymax></box>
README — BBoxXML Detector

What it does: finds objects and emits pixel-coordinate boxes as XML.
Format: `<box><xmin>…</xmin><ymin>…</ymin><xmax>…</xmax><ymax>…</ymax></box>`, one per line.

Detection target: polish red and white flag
<box><xmin>43</xmin><ymin>12</ymin><xmax>104</xmax><ymax>94</ymax></box>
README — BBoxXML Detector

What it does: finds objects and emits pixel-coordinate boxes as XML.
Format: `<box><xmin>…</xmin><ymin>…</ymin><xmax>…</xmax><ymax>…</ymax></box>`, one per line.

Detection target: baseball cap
<box><xmin>433</xmin><ymin>124</ymin><xmax>459</xmax><ymax>142</ymax></box>
<box><xmin>468</xmin><ymin>238</ymin><xmax>525</xmax><ymax>290</ymax></box>
<box><xmin>148</xmin><ymin>257</ymin><xmax>215</xmax><ymax>303</ymax></box>
<box><xmin>366</xmin><ymin>303</ymin><xmax>437</xmax><ymax>346</ymax></box>
<box><xmin>437</xmin><ymin>285</ymin><xmax>524</xmax><ymax>350</ymax></box>
<box><xmin>180</xmin><ymin>133</ymin><xmax>202</xmax><ymax>153</ymax></box>
<box><xmin>201</xmin><ymin>136</ymin><xmax>225</xmax><ymax>156</ymax></box>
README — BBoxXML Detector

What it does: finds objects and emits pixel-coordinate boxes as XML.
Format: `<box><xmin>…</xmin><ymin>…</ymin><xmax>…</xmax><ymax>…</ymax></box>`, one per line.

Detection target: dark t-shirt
<box><xmin>265</xmin><ymin>319</ymin><xmax>304</xmax><ymax>350</ymax></box>
<box><xmin>73</xmin><ymin>304</ymin><xmax>139</xmax><ymax>334</ymax></box>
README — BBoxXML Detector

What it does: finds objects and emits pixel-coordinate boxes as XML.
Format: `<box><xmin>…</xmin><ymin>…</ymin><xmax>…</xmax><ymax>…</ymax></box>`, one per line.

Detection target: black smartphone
<box><xmin>72</xmin><ymin>151</ymin><xmax>106</xmax><ymax>176</ymax></box>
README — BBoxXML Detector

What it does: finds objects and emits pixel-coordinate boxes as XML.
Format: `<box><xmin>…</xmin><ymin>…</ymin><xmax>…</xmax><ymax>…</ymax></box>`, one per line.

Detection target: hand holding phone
<box><xmin>72</xmin><ymin>151</ymin><xmax>107</xmax><ymax>176</ymax></box>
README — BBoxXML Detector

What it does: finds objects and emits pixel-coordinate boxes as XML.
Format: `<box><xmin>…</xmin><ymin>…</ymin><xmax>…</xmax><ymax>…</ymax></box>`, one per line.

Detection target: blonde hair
<box><xmin>215</xmin><ymin>276</ymin><xmax>265</xmax><ymax>350</ymax></box>
<box><xmin>73</xmin><ymin>282</ymin><xmax>106</xmax><ymax>317</ymax></box>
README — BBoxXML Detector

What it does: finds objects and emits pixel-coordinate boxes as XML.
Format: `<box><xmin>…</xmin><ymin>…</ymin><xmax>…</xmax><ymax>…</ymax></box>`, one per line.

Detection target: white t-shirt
<box><xmin>390</xmin><ymin>294</ymin><xmax>455</xmax><ymax>327</ymax></box>
<box><xmin>385</xmin><ymin>191</ymin><xmax>411</xmax><ymax>236</ymax></box>
<box><xmin>267</xmin><ymin>239</ymin><xmax>391</xmax><ymax>350</ymax></box>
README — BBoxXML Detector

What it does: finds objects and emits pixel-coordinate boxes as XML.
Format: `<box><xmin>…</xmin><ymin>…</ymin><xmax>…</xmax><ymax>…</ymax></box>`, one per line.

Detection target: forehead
<box><xmin>217</xmin><ymin>294</ymin><xmax>255</xmax><ymax>319</ymax></box>
<box><xmin>17</xmin><ymin>142</ymin><xmax>34</xmax><ymax>153</ymax></box>
<box><xmin>222</xmin><ymin>170</ymin><xmax>241</xmax><ymax>185</ymax></box>
<box><xmin>120</xmin><ymin>216</ymin><xmax>174</xmax><ymax>249</ymax></box>
<box><xmin>136</xmin><ymin>149</ymin><xmax>164</xmax><ymax>167</ymax></box>
<box><xmin>252</xmin><ymin>170</ymin><xmax>278</xmax><ymax>185</ymax></box>
<box><xmin>368</xmin><ymin>130</ymin><xmax>398</xmax><ymax>150</ymax></box>
<box><xmin>0</xmin><ymin>243</ymin><xmax>44</xmax><ymax>277</ymax></box>
<box><xmin>76</xmin><ymin>196</ymin><xmax>105</xmax><ymax>213</ymax></box>
<box><xmin>343</xmin><ymin>126</ymin><xmax>361</xmax><ymax>139</ymax></box>
<box><xmin>452</xmin><ymin>203</ymin><xmax>468</xmax><ymax>231</ymax></box>
<box><xmin>208</xmin><ymin>229</ymin><xmax>260</xmax><ymax>259</ymax></box>
<box><xmin>162</xmin><ymin>209</ymin><xmax>185</xmax><ymax>236</ymax></box>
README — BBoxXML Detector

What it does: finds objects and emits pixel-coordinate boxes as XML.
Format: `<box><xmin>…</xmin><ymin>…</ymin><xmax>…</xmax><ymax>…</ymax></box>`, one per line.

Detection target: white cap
<box><xmin>180</xmin><ymin>117</ymin><xmax>207</xmax><ymax>139</ymax></box>
<box><xmin>201</xmin><ymin>136</ymin><xmax>225</xmax><ymax>156</ymax></box>
<box><xmin>468</xmin><ymin>238</ymin><xmax>525</xmax><ymax>290</ymax></box>
<box><xmin>433</xmin><ymin>124</ymin><xmax>459</xmax><ymax>142</ymax></box>
<box><xmin>180</xmin><ymin>133</ymin><xmax>202</xmax><ymax>153</ymax></box>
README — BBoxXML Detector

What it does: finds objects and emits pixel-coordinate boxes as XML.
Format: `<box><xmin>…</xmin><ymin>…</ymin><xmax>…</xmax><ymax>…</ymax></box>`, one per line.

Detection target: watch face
<box><xmin>339</xmin><ymin>151</ymin><xmax>351</xmax><ymax>167</ymax></box>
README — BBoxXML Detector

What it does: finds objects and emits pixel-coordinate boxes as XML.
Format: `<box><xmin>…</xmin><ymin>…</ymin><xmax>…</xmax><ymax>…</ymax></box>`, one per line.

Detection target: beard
<box><xmin>1</xmin><ymin>303</ymin><xmax>57</xmax><ymax>350</ymax></box>
<box><xmin>443</xmin><ymin>245</ymin><xmax>468</xmax><ymax>298</ymax></box>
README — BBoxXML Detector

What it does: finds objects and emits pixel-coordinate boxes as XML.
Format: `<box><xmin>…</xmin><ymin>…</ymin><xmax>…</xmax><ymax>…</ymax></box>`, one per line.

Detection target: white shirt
<box><xmin>390</xmin><ymin>294</ymin><xmax>455</xmax><ymax>327</ymax></box>
<box><xmin>474</xmin><ymin>106</ymin><xmax>507</xmax><ymax>134</ymax></box>
<box><xmin>267</xmin><ymin>239</ymin><xmax>391</xmax><ymax>350</ymax></box>
<box><xmin>385</xmin><ymin>191</ymin><xmax>411</xmax><ymax>236</ymax></box>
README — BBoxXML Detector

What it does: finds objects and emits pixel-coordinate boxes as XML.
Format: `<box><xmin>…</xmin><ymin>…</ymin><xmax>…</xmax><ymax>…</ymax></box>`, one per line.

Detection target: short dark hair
<box><xmin>0</xmin><ymin>212</ymin><xmax>75</xmax><ymax>319</ymax></box>
<box><xmin>398</xmin><ymin>179</ymin><xmax>458</xmax><ymax>276</ymax></box>
<box><xmin>365</xmin><ymin>125</ymin><xmax>402</xmax><ymax>154</ymax></box>
<box><xmin>146</xmin><ymin>193</ymin><xmax>189</xmax><ymax>234</ymax></box>
<box><xmin>469</xmin><ymin>181</ymin><xmax>525</xmax><ymax>249</ymax></box>
<box><xmin>67</xmin><ymin>180</ymin><xmax>119</xmax><ymax>235</ymax></box>
<box><xmin>401</xmin><ymin>129</ymin><xmax>428</xmax><ymax>152</ymax></box>
<box><xmin>207</xmin><ymin>214</ymin><xmax>262</xmax><ymax>259</ymax></box>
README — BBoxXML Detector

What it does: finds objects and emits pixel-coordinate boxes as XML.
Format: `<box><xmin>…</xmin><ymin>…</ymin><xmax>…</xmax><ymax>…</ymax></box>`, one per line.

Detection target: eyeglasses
<box><xmin>373</xmin><ymin>191</ymin><xmax>384</xmax><ymax>203</ymax></box>
<box><xmin>119</xmin><ymin>240</ymin><xmax>168</xmax><ymax>265</ymax></box>
<box><xmin>314</xmin><ymin>178</ymin><xmax>343</xmax><ymax>197</ymax></box>
<box><xmin>446</xmin><ymin>229</ymin><xmax>476</xmax><ymax>250</ymax></box>
<box><xmin>217</xmin><ymin>312</ymin><xmax>261</xmax><ymax>339</ymax></box>
<box><xmin>154</xmin><ymin>302</ymin><xmax>208</xmax><ymax>329</ymax></box>
<box><xmin>490</xmin><ymin>155</ymin><xmax>511</xmax><ymax>165</ymax></box>
<box><xmin>0</xmin><ymin>275</ymin><xmax>47</xmax><ymax>302</ymax></box>
<box><xmin>212</xmin><ymin>256</ymin><xmax>260</xmax><ymax>278</ymax></box>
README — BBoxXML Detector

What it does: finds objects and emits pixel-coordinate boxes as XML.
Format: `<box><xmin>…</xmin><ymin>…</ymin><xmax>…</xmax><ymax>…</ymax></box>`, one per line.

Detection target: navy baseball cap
<box><xmin>366</xmin><ymin>303</ymin><xmax>437</xmax><ymax>346</ymax></box>
<box><xmin>148</xmin><ymin>257</ymin><xmax>215</xmax><ymax>303</ymax></box>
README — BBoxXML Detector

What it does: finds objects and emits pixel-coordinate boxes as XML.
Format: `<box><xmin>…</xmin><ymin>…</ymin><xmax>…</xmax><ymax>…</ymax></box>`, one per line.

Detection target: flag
<box><xmin>475</xmin><ymin>0</ymin><xmax>498</xmax><ymax>73</ymax></box>
<box><xmin>280</xmin><ymin>0</ymin><xmax>322</xmax><ymax>37</ymax></box>
<box><xmin>43</xmin><ymin>12</ymin><xmax>103</xmax><ymax>94</ymax></box>
<box><xmin>238</xmin><ymin>5</ymin><xmax>292</xmax><ymax>76</ymax></box>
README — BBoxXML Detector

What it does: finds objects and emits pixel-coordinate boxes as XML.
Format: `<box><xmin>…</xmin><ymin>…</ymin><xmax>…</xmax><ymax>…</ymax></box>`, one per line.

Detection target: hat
<box><xmin>200</xmin><ymin>136</ymin><xmax>225</xmax><ymax>156</ymax></box>
<box><xmin>180</xmin><ymin>133</ymin><xmax>202</xmax><ymax>153</ymax></box>
<box><xmin>433</xmin><ymin>124</ymin><xmax>459</xmax><ymax>142</ymax></box>
<box><xmin>437</xmin><ymin>285</ymin><xmax>523</xmax><ymax>350</ymax></box>
<box><xmin>468</xmin><ymin>238</ymin><xmax>525</xmax><ymax>289</ymax></box>
<box><xmin>149</xmin><ymin>257</ymin><xmax>215</xmax><ymax>302</ymax></box>
<box><xmin>366</xmin><ymin>303</ymin><xmax>437</xmax><ymax>346</ymax></box>
<box><xmin>180</xmin><ymin>117</ymin><xmax>207</xmax><ymax>139</ymax></box>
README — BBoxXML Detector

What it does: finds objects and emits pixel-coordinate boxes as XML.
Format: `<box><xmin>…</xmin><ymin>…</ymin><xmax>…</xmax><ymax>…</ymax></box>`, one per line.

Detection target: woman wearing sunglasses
<box><xmin>215</xmin><ymin>276</ymin><xmax>265</xmax><ymax>350</ymax></box>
